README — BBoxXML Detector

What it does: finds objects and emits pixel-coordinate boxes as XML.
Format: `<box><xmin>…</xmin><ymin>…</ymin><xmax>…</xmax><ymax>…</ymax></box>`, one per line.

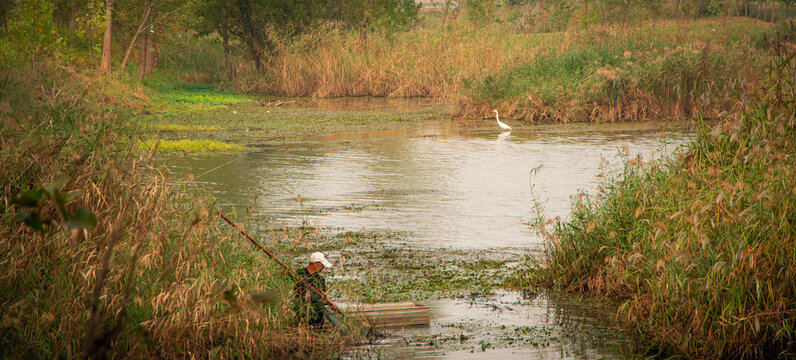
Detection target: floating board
<box><xmin>342</xmin><ymin>302</ymin><xmax>430</xmax><ymax>328</ymax></box>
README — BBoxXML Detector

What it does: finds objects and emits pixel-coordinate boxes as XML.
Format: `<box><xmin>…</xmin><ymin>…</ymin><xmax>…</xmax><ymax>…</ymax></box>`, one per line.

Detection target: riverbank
<box><xmin>523</xmin><ymin>33</ymin><xmax>795</xmax><ymax>358</ymax></box>
<box><xmin>458</xmin><ymin>18</ymin><xmax>775</xmax><ymax>123</ymax></box>
<box><xmin>140</xmin><ymin>79</ymin><xmax>452</xmax><ymax>151</ymax></box>
<box><xmin>160</xmin><ymin>16</ymin><xmax>778</xmax><ymax>124</ymax></box>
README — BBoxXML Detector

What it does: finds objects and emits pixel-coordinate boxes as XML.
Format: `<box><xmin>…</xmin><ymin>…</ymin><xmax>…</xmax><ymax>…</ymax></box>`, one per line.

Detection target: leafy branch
<box><xmin>12</xmin><ymin>179</ymin><xmax>97</xmax><ymax>233</ymax></box>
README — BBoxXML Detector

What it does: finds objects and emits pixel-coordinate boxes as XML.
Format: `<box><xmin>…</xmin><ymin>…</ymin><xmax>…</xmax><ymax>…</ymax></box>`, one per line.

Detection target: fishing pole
<box><xmin>217</xmin><ymin>211</ymin><xmax>341</xmax><ymax>314</ymax></box>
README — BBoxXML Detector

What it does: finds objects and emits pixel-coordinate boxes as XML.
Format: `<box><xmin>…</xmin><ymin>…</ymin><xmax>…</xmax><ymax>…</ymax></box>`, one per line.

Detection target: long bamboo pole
<box><xmin>217</xmin><ymin>211</ymin><xmax>341</xmax><ymax>313</ymax></box>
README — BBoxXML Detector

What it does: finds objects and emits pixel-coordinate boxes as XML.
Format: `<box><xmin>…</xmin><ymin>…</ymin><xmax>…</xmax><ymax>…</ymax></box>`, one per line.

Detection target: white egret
<box><xmin>492</xmin><ymin>110</ymin><xmax>511</xmax><ymax>131</ymax></box>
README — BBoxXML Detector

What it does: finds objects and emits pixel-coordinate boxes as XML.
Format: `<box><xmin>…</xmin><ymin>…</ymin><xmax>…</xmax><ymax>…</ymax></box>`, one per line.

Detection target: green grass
<box><xmin>146</xmin><ymin>123</ymin><xmax>222</xmax><ymax>132</ymax></box>
<box><xmin>141</xmin><ymin>97</ymin><xmax>449</xmax><ymax>145</ymax></box>
<box><xmin>137</xmin><ymin>73</ymin><xmax>450</xmax><ymax>144</ymax></box>
<box><xmin>522</xmin><ymin>34</ymin><xmax>795</xmax><ymax>358</ymax></box>
<box><xmin>140</xmin><ymin>139</ymin><xmax>245</xmax><ymax>152</ymax></box>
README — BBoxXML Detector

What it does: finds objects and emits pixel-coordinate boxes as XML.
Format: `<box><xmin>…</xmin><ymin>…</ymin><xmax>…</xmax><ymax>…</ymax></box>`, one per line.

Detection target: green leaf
<box><xmin>25</xmin><ymin>215</ymin><xmax>45</xmax><ymax>233</ymax></box>
<box><xmin>15</xmin><ymin>210</ymin><xmax>35</xmax><ymax>222</ymax></box>
<box><xmin>42</xmin><ymin>179</ymin><xmax>67</xmax><ymax>197</ymax></box>
<box><xmin>61</xmin><ymin>191</ymin><xmax>82</xmax><ymax>203</ymax></box>
<box><xmin>222</xmin><ymin>288</ymin><xmax>238</xmax><ymax>303</ymax></box>
<box><xmin>16</xmin><ymin>210</ymin><xmax>44</xmax><ymax>233</ymax></box>
<box><xmin>42</xmin><ymin>179</ymin><xmax>69</xmax><ymax>218</ymax></box>
<box><xmin>12</xmin><ymin>189</ymin><xmax>44</xmax><ymax>207</ymax></box>
<box><xmin>66</xmin><ymin>208</ymin><xmax>97</xmax><ymax>229</ymax></box>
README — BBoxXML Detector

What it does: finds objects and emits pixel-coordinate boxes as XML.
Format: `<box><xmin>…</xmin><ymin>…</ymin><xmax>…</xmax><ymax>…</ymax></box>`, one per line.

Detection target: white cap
<box><xmin>310</xmin><ymin>252</ymin><xmax>333</xmax><ymax>268</ymax></box>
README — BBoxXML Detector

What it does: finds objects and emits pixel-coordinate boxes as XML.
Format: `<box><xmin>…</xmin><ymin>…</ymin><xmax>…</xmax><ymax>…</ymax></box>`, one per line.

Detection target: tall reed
<box><xmin>0</xmin><ymin>61</ymin><xmax>347</xmax><ymax>358</ymax></box>
<box><xmin>525</xmin><ymin>28</ymin><xmax>795</xmax><ymax>358</ymax></box>
<box><xmin>158</xmin><ymin>16</ymin><xmax>774</xmax><ymax>125</ymax></box>
<box><xmin>158</xmin><ymin>14</ymin><xmax>554</xmax><ymax>100</ymax></box>
<box><xmin>461</xmin><ymin>17</ymin><xmax>774</xmax><ymax>123</ymax></box>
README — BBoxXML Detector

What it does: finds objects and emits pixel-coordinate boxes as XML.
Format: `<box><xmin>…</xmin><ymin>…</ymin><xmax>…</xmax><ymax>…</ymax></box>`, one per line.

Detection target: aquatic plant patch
<box><xmin>140</xmin><ymin>139</ymin><xmax>245</xmax><ymax>152</ymax></box>
<box><xmin>140</xmin><ymin>97</ymin><xmax>449</xmax><ymax>145</ymax></box>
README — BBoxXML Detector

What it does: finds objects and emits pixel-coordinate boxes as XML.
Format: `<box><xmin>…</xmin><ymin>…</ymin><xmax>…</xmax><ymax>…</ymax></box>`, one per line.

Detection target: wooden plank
<box><xmin>341</xmin><ymin>302</ymin><xmax>430</xmax><ymax>328</ymax></box>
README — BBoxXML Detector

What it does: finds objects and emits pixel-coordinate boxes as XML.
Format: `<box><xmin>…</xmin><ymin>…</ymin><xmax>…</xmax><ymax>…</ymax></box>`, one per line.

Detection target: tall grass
<box><xmin>524</xmin><ymin>28</ymin><xmax>795</xmax><ymax>358</ymax></box>
<box><xmin>250</xmin><ymin>20</ymin><xmax>552</xmax><ymax>98</ymax></box>
<box><xmin>159</xmin><ymin>13</ymin><xmax>558</xmax><ymax>99</ymax></box>
<box><xmin>461</xmin><ymin>18</ymin><xmax>775</xmax><ymax>123</ymax></box>
<box><xmin>157</xmin><ymin>15</ymin><xmax>776</xmax><ymax>125</ymax></box>
<box><xmin>0</xmin><ymin>61</ymin><xmax>347</xmax><ymax>358</ymax></box>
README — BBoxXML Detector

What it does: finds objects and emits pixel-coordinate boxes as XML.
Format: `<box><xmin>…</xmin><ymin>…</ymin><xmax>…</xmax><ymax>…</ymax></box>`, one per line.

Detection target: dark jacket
<box><xmin>294</xmin><ymin>267</ymin><xmax>326</xmax><ymax>327</ymax></box>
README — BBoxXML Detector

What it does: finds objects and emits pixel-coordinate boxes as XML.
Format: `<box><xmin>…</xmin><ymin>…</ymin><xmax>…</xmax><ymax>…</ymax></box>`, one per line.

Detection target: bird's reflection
<box><xmin>496</xmin><ymin>131</ymin><xmax>511</xmax><ymax>141</ymax></box>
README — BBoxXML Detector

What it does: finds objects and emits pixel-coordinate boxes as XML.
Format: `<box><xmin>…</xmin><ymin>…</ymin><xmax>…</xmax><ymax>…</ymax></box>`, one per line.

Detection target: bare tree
<box><xmin>120</xmin><ymin>4</ymin><xmax>152</xmax><ymax>73</ymax></box>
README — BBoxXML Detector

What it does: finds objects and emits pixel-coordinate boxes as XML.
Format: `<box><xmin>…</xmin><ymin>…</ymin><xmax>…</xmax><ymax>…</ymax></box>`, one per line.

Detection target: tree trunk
<box><xmin>219</xmin><ymin>3</ymin><xmax>234</xmax><ymax>82</ymax></box>
<box><xmin>239</xmin><ymin>0</ymin><xmax>264</xmax><ymax>72</ymax></box>
<box><xmin>120</xmin><ymin>5</ymin><xmax>151</xmax><ymax>73</ymax></box>
<box><xmin>220</xmin><ymin>26</ymin><xmax>233</xmax><ymax>82</ymax></box>
<box><xmin>358</xmin><ymin>13</ymin><xmax>370</xmax><ymax>49</ymax></box>
<box><xmin>100</xmin><ymin>0</ymin><xmax>115</xmax><ymax>74</ymax></box>
<box><xmin>770</xmin><ymin>0</ymin><xmax>775</xmax><ymax>22</ymax></box>
<box><xmin>138</xmin><ymin>32</ymin><xmax>148</xmax><ymax>82</ymax></box>
<box><xmin>145</xmin><ymin>31</ymin><xmax>157</xmax><ymax>77</ymax></box>
<box><xmin>1</xmin><ymin>1</ymin><xmax>9</xmax><ymax>33</ymax></box>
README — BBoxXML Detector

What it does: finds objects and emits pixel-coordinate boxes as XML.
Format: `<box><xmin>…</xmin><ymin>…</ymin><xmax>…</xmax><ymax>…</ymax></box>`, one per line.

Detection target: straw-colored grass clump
<box><xmin>460</xmin><ymin>18</ymin><xmax>775</xmax><ymax>123</ymax></box>
<box><xmin>0</xmin><ymin>63</ymin><xmax>345</xmax><ymax>358</ymax></box>
<box><xmin>161</xmin><ymin>16</ymin><xmax>775</xmax><ymax>125</ymax></box>
<box><xmin>527</xmin><ymin>34</ymin><xmax>795</xmax><ymax>358</ymax></box>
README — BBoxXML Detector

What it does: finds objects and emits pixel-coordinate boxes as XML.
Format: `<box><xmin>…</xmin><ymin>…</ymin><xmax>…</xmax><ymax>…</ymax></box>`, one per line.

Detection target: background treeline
<box><xmin>1</xmin><ymin>0</ymin><xmax>791</xmax><ymax>123</ymax></box>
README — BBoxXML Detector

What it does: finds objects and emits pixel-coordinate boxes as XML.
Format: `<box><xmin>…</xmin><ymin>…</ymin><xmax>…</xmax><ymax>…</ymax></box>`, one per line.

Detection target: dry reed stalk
<box><xmin>231</xmin><ymin>19</ymin><xmax>537</xmax><ymax>100</ymax></box>
<box><xmin>1</xmin><ymin>63</ymin><xmax>350</xmax><ymax>358</ymax></box>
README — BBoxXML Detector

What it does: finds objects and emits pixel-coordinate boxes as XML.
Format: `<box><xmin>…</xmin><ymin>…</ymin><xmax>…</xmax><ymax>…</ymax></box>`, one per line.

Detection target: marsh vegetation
<box><xmin>1</xmin><ymin>0</ymin><xmax>793</xmax><ymax>358</ymax></box>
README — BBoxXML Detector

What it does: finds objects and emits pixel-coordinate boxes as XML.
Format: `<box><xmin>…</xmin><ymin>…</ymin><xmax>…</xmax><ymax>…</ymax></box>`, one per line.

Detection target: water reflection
<box><xmin>160</xmin><ymin>123</ymin><xmax>690</xmax><ymax>249</ymax></box>
<box><xmin>346</xmin><ymin>290</ymin><xmax>631</xmax><ymax>359</ymax></box>
<box><xmin>496</xmin><ymin>131</ymin><xmax>511</xmax><ymax>142</ymax></box>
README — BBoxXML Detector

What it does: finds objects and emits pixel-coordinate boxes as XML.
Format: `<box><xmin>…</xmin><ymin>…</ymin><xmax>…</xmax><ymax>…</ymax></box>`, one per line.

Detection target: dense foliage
<box><xmin>531</xmin><ymin>32</ymin><xmax>795</xmax><ymax>358</ymax></box>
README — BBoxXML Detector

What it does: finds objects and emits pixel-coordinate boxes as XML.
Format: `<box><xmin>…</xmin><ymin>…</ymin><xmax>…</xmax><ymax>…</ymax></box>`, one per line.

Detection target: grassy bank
<box><xmin>160</xmin><ymin>13</ymin><xmax>547</xmax><ymax>99</ymax></box>
<box><xmin>460</xmin><ymin>18</ymin><xmax>775</xmax><ymax>123</ymax></box>
<box><xmin>0</xmin><ymin>62</ymin><xmax>351</xmax><ymax>357</ymax></box>
<box><xmin>139</xmin><ymin>78</ymin><xmax>450</xmax><ymax>150</ymax></box>
<box><xmin>158</xmin><ymin>15</ymin><xmax>778</xmax><ymax>124</ymax></box>
<box><xmin>522</xmin><ymin>33</ymin><xmax>795</xmax><ymax>358</ymax></box>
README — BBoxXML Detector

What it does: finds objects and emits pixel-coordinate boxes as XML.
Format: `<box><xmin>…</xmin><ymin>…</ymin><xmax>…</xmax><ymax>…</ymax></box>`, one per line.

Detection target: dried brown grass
<box><xmin>0</xmin><ymin>62</ymin><xmax>347</xmax><ymax>358</ymax></box>
<box><xmin>232</xmin><ymin>21</ymin><xmax>547</xmax><ymax>100</ymax></box>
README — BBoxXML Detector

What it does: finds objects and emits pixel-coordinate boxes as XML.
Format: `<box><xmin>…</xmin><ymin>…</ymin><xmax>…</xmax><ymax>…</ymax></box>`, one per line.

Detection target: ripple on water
<box><xmin>159</xmin><ymin>123</ymin><xmax>692</xmax><ymax>250</ymax></box>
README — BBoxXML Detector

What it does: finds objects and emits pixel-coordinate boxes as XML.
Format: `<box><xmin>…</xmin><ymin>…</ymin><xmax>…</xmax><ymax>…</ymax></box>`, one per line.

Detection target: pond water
<box><xmin>161</xmin><ymin>123</ymin><xmax>690</xmax><ymax>250</ymax></box>
<box><xmin>344</xmin><ymin>290</ymin><xmax>634</xmax><ymax>359</ymax></box>
<box><xmin>155</xmin><ymin>102</ymin><xmax>692</xmax><ymax>358</ymax></box>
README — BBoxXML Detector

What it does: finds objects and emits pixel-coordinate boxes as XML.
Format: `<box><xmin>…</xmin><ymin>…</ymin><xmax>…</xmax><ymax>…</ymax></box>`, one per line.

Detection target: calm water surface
<box><xmin>161</xmin><ymin>123</ymin><xmax>690</xmax><ymax>250</ymax></box>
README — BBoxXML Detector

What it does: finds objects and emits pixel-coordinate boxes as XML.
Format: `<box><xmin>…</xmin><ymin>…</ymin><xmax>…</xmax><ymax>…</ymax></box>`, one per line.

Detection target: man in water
<box><xmin>294</xmin><ymin>251</ymin><xmax>339</xmax><ymax>328</ymax></box>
